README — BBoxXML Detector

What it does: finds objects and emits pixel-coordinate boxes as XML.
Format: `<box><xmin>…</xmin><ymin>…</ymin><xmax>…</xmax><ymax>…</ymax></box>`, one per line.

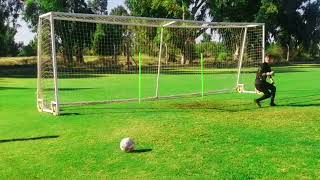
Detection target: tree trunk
<box><xmin>126</xmin><ymin>42</ymin><xmax>130</xmax><ymax>70</ymax></box>
<box><xmin>113</xmin><ymin>43</ymin><xmax>118</xmax><ymax>64</ymax></box>
<box><xmin>165</xmin><ymin>43</ymin><xmax>168</xmax><ymax>65</ymax></box>
<box><xmin>181</xmin><ymin>53</ymin><xmax>185</xmax><ymax>65</ymax></box>
<box><xmin>286</xmin><ymin>44</ymin><xmax>290</xmax><ymax>62</ymax></box>
<box><xmin>62</xmin><ymin>41</ymin><xmax>73</xmax><ymax>63</ymax></box>
<box><xmin>63</xmin><ymin>48</ymin><xmax>73</xmax><ymax>63</ymax></box>
<box><xmin>75</xmin><ymin>46</ymin><xmax>84</xmax><ymax>64</ymax></box>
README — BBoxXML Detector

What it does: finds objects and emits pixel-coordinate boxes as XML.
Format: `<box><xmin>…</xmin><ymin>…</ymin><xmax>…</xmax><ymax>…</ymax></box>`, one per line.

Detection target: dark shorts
<box><xmin>255</xmin><ymin>82</ymin><xmax>276</xmax><ymax>95</ymax></box>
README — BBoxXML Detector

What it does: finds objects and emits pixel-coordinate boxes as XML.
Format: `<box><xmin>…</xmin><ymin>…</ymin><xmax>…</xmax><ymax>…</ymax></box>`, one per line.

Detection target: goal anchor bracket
<box><xmin>236</xmin><ymin>84</ymin><xmax>263</xmax><ymax>94</ymax></box>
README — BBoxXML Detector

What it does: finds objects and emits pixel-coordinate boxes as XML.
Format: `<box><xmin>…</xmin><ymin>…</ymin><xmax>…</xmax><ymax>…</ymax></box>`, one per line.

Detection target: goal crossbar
<box><xmin>39</xmin><ymin>12</ymin><xmax>263</xmax><ymax>29</ymax></box>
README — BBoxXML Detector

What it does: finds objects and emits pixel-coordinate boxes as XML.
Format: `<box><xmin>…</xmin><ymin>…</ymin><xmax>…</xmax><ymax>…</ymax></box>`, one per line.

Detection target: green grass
<box><xmin>1</xmin><ymin>65</ymin><xmax>320</xmax><ymax>179</ymax></box>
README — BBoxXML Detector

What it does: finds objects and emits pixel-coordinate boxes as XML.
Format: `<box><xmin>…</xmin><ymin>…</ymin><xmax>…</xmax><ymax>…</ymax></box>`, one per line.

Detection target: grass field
<box><xmin>1</xmin><ymin>64</ymin><xmax>320</xmax><ymax>179</ymax></box>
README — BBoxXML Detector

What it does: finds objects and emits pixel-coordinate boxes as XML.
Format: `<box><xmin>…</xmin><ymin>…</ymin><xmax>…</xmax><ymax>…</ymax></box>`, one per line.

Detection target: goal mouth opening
<box><xmin>59</xmin><ymin>89</ymin><xmax>233</xmax><ymax>107</ymax></box>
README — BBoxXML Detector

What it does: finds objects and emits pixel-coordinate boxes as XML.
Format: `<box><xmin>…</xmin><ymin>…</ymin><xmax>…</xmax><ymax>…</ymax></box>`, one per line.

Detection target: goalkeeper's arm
<box><xmin>261</xmin><ymin>71</ymin><xmax>274</xmax><ymax>76</ymax></box>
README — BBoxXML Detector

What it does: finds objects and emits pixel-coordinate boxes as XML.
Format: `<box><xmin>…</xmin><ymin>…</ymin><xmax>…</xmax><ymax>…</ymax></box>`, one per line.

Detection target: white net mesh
<box><xmin>37</xmin><ymin>12</ymin><xmax>264</xmax><ymax>114</ymax></box>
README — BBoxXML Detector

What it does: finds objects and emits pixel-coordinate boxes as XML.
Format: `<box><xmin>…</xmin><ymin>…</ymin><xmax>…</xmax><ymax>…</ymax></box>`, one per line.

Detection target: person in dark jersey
<box><xmin>254</xmin><ymin>55</ymin><xmax>276</xmax><ymax>107</ymax></box>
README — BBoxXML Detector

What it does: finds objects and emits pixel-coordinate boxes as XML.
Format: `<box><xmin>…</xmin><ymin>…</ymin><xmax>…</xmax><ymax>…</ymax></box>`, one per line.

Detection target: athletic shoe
<box><xmin>270</xmin><ymin>102</ymin><xmax>277</xmax><ymax>106</ymax></box>
<box><xmin>254</xmin><ymin>99</ymin><xmax>261</xmax><ymax>108</ymax></box>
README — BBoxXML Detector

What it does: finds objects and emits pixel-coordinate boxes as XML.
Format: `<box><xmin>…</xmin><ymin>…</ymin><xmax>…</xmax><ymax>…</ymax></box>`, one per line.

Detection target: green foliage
<box><xmin>19</xmin><ymin>0</ymin><xmax>319</xmax><ymax>63</ymax></box>
<box><xmin>24</xmin><ymin>0</ymin><xmax>72</xmax><ymax>31</ymax></box>
<box><xmin>266</xmin><ymin>43</ymin><xmax>284</xmax><ymax>61</ymax></box>
<box><xmin>196</xmin><ymin>42</ymin><xmax>228</xmax><ymax>61</ymax></box>
<box><xmin>18</xmin><ymin>39</ymin><xmax>37</xmax><ymax>57</ymax></box>
<box><xmin>208</xmin><ymin>0</ymin><xmax>261</xmax><ymax>22</ymax></box>
<box><xmin>292</xmin><ymin>52</ymin><xmax>316</xmax><ymax>62</ymax></box>
<box><xmin>196</xmin><ymin>42</ymin><xmax>212</xmax><ymax>56</ymax></box>
<box><xmin>298</xmin><ymin>0</ymin><xmax>320</xmax><ymax>57</ymax></box>
<box><xmin>24</xmin><ymin>0</ymin><xmax>93</xmax><ymax>63</ymax></box>
<box><xmin>0</xmin><ymin>0</ymin><xmax>22</xmax><ymax>25</ymax></box>
<box><xmin>217</xmin><ymin>52</ymin><xmax>231</xmax><ymax>62</ymax></box>
<box><xmin>93</xmin><ymin>24</ymin><xmax>124</xmax><ymax>56</ymax></box>
<box><xmin>0</xmin><ymin>0</ymin><xmax>22</xmax><ymax>56</ymax></box>
<box><xmin>0</xmin><ymin>27</ymin><xmax>19</xmax><ymax>56</ymax></box>
<box><xmin>202</xmin><ymin>33</ymin><xmax>212</xmax><ymax>43</ymax></box>
<box><xmin>125</xmin><ymin>0</ymin><xmax>208</xmax><ymax>21</ymax></box>
<box><xmin>255</xmin><ymin>0</ymin><xmax>279</xmax><ymax>38</ymax></box>
<box><xmin>92</xmin><ymin>25</ymin><xmax>106</xmax><ymax>55</ymax></box>
<box><xmin>110</xmin><ymin>6</ymin><xmax>129</xmax><ymax>16</ymax></box>
<box><xmin>125</xmin><ymin>0</ymin><xmax>184</xmax><ymax>18</ymax></box>
<box><xmin>24</xmin><ymin>0</ymin><xmax>93</xmax><ymax>31</ymax></box>
<box><xmin>208</xmin><ymin>0</ymin><xmax>319</xmax><ymax>62</ymax></box>
<box><xmin>88</xmin><ymin>0</ymin><xmax>108</xmax><ymax>15</ymax></box>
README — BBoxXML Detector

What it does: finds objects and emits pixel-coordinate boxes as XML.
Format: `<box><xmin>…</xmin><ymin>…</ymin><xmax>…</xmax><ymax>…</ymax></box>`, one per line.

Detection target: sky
<box><xmin>15</xmin><ymin>0</ymin><xmax>126</xmax><ymax>45</ymax></box>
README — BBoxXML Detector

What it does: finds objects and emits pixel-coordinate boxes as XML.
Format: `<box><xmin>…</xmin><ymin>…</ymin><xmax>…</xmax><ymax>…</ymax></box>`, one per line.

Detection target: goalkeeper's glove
<box><xmin>266</xmin><ymin>71</ymin><xmax>274</xmax><ymax>76</ymax></box>
<box><xmin>270</xmin><ymin>78</ymin><xmax>275</xmax><ymax>85</ymax></box>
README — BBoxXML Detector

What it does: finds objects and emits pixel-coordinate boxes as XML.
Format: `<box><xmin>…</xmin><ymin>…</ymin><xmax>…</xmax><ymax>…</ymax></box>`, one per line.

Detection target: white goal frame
<box><xmin>37</xmin><ymin>12</ymin><xmax>265</xmax><ymax>115</ymax></box>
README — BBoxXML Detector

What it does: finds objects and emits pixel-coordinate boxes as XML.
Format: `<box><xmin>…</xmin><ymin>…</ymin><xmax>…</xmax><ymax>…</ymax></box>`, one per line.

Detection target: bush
<box><xmin>292</xmin><ymin>52</ymin><xmax>315</xmax><ymax>62</ymax></box>
<box><xmin>217</xmin><ymin>52</ymin><xmax>231</xmax><ymax>62</ymax></box>
<box><xmin>266</xmin><ymin>43</ymin><xmax>284</xmax><ymax>61</ymax></box>
<box><xmin>18</xmin><ymin>39</ymin><xmax>37</xmax><ymax>57</ymax></box>
<box><xmin>195</xmin><ymin>42</ymin><xmax>229</xmax><ymax>62</ymax></box>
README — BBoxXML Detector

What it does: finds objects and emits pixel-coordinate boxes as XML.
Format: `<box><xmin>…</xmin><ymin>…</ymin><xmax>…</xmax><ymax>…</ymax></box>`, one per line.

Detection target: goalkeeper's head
<box><xmin>264</xmin><ymin>54</ymin><xmax>274</xmax><ymax>64</ymax></box>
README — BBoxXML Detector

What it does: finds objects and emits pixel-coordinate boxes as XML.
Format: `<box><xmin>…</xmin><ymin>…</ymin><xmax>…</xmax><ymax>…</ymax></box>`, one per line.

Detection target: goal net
<box><xmin>37</xmin><ymin>12</ymin><xmax>264</xmax><ymax>115</ymax></box>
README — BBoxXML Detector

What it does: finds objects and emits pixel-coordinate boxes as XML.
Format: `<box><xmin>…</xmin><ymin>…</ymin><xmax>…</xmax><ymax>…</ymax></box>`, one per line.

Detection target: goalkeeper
<box><xmin>254</xmin><ymin>54</ymin><xmax>277</xmax><ymax>107</ymax></box>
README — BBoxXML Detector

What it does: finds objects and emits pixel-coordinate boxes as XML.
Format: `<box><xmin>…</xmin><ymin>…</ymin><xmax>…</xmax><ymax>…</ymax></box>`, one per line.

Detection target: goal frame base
<box><xmin>236</xmin><ymin>84</ymin><xmax>263</xmax><ymax>94</ymax></box>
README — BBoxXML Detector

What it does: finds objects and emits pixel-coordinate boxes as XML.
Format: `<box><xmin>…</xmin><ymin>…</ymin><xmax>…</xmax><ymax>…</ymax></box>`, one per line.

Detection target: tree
<box><xmin>125</xmin><ymin>0</ymin><xmax>210</xmax><ymax>64</ymax></box>
<box><xmin>92</xmin><ymin>6</ymin><xmax>128</xmax><ymax>62</ymax></box>
<box><xmin>24</xmin><ymin>0</ymin><xmax>70</xmax><ymax>32</ymax></box>
<box><xmin>298</xmin><ymin>0</ymin><xmax>320</xmax><ymax>57</ymax></box>
<box><xmin>24</xmin><ymin>0</ymin><xmax>94</xmax><ymax>63</ymax></box>
<box><xmin>208</xmin><ymin>0</ymin><xmax>320</xmax><ymax>61</ymax></box>
<box><xmin>110</xmin><ymin>6</ymin><xmax>129</xmax><ymax>16</ymax></box>
<box><xmin>18</xmin><ymin>38</ymin><xmax>37</xmax><ymax>57</ymax></box>
<box><xmin>256</xmin><ymin>0</ymin><xmax>320</xmax><ymax>59</ymax></box>
<box><xmin>88</xmin><ymin>0</ymin><xmax>108</xmax><ymax>15</ymax></box>
<box><xmin>92</xmin><ymin>24</ymin><xmax>124</xmax><ymax>56</ymax></box>
<box><xmin>208</xmin><ymin>0</ymin><xmax>261</xmax><ymax>22</ymax></box>
<box><xmin>125</xmin><ymin>0</ymin><xmax>209</xmax><ymax>21</ymax></box>
<box><xmin>0</xmin><ymin>0</ymin><xmax>23</xmax><ymax>56</ymax></box>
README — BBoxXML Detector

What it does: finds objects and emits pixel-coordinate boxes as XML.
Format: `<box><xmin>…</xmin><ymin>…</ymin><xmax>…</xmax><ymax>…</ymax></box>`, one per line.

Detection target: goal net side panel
<box><xmin>37</xmin><ymin>16</ymin><xmax>56</xmax><ymax>113</ymax></box>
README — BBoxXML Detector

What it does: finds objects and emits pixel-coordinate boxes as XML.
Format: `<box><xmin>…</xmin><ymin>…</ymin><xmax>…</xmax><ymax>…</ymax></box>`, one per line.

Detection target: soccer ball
<box><xmin>120</xmin><ymin>137</ymin><xmax>135</xmax><ymax>152</ymax></box>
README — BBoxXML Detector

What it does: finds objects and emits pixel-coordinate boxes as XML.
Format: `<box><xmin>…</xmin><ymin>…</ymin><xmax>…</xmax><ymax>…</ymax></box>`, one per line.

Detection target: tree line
<box><xmin>0</xmin><ymin>0</ymin><xmax>319</xmax><ymax>62</ymax></box>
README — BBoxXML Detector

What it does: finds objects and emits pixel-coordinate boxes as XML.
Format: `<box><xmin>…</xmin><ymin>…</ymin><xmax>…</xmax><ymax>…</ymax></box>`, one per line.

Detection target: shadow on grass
<box><xmin>55</xmin><ymin>88</ymin><xmax>320</xmax><ymax>115</ymax></box>
<box><xmin>277</xmin><ymin>98</ymin><xmax>320</xmax><ymax>107</ymax></box>
<box><xmin>62</xmin><ymin>92</ymin><xmax>320</xmax><ymax>115</ymax></box>
<box><xmin>277</xmin><ymin>90</ymin><xmax>320</xmax><ymax>105</ymax></box>
<box><xmin>60</xmin><ymin>112</ymin><xmax>81</xmax><ymax>116</ymax></box>
<box><xmin>60</xmin><ymin>88</ymin><xmax>97</xmax><ymax>91</ymax></box>
<box><xmin>281</xmin><ymin>103</ymin><xmax>320</xmax><ymax>107</ymax></box>
<box><xmin>0</xmin><ymin>87</ymin><xmax>98</xmax><ymax>92</ymax></box>
<box><xmin>0</xmin><ymin>87</ymin><xmax>35</xmax><ymax>90</ymax></box>
<box><xmin>0</xmin><ymin>135</ymin><xmax>59</xmax><ymax>144</ymax></box>
<box><xmin>131</xmin><ymin>149</ymin><xmax>152</xmax><ymax>153</ymax></box>
<box><xmin>62</xmin><ymin>101</ymin><xmax>258</xmax><ymax>115</ymax></box>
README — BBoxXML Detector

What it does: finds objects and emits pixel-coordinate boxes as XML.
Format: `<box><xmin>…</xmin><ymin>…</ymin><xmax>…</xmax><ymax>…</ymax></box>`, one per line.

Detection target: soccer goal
<box><xmin>37</xmin><ymin>12</ymin><xmax>264</xmax><ymax>115</ymax></box>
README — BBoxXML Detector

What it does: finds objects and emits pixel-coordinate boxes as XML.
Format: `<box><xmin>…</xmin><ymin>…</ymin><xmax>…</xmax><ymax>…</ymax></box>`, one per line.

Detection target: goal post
<box><xmin>37</xmin><ymin>12</ymin><xmax>264</xmax><ymax>115</ymax></box>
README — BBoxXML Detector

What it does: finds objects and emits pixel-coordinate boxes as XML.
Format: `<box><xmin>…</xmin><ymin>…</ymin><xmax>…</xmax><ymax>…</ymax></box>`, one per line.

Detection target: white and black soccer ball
<box><xmin>120</xmin><ymin>137</ymin><xmax>135</xmax><ymax>152</ymax></box>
